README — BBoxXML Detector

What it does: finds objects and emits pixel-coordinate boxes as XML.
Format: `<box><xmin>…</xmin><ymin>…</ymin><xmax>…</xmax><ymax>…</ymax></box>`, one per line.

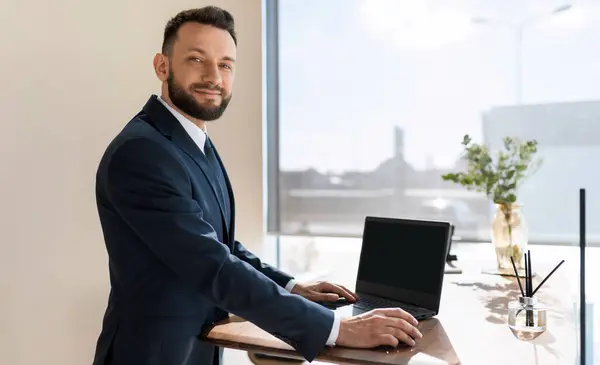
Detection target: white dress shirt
<box><xmin>157</xmin><ymin>95</ymin><xmax>341</xmax><ymax>346</ymax></box>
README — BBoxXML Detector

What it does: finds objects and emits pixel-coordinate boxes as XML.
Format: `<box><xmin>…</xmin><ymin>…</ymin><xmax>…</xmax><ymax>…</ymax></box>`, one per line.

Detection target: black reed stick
<box><xmin>531</xmin><ymin>260</ymin><xmax>565</xmax><ymax>297</ymax></box>
<box><xmin>528</xmin><ymin>250</ymin><xmax>532</xmax><ymax>296</ymax></box>
<box><xmin>510</xmin><ymin>256</ymin><xmax>524</xmax><ymax>297</ymax></box>
<box><xmin>524</xmin><ymin>252</ymin><xmax>529</xmax><ymax>296</ymax></box>
<box><xmin>526</xmin><ymin>251</ymin><xmax>533</xmax><ymax>326</ymax></box>
<box><xmin>580</xmin><ymin>188</ymin><xmax>586</xmax><ymax>365</ymax></box>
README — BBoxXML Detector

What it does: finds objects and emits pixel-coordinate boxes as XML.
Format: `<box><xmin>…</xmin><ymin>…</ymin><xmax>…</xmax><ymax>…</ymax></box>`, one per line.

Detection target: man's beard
<box><xmin>167</xmin><ymin>70</ymin><xmax>232</xmax><ymax>121</ymax></box>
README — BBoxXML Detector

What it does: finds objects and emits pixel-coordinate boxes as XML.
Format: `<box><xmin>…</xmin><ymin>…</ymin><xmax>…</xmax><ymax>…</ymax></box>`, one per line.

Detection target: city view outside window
<box><xmin>270</xmin><ymin>0</ymin><xmax>600</xmax><ymax>246</ymax></box>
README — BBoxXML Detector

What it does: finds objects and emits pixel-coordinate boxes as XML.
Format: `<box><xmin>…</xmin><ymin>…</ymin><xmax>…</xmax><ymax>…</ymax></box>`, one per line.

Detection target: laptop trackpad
<box><xmin>352</xmin><ymin>305</ymin><xmax>368</xmax><ymax>316</ymax></box>
<box><xmin>315</xmin><ymin>297</ymin><xmax>351</xmax><ymax>310</ymax></box>
<box><xmin>351</xmin><ymin>303</ymin><xmax>430</xmax><ymax>320</ymax></box>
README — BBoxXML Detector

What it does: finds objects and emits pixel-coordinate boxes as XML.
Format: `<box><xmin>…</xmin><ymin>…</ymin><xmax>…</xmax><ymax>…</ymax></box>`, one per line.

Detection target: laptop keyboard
<box><xmin>354</xmin><ymin>293</ymin><xmax>431</xmax><ymax>318</ymax></box>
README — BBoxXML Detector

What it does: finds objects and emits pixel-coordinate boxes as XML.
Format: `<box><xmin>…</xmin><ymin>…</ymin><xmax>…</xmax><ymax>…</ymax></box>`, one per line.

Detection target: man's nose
<box><xmin>201</xmin><ymin>64</ymin><xmax>222</xmax><ymax>86</ymax></box>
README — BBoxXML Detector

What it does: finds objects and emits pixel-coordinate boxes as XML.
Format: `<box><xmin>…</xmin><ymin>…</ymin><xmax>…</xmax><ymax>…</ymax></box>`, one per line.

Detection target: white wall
<box><xmin>0</xmin><ymin>0</ymin><xmax>265</xmax><ymax>364</ymax></box>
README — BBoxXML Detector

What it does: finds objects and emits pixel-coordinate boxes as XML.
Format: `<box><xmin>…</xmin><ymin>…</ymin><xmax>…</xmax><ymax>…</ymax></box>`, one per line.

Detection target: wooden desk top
<box><xmin>204</xmin><ymin>245</ymin><xmax>577</xmax><ymax>365</ymax></box>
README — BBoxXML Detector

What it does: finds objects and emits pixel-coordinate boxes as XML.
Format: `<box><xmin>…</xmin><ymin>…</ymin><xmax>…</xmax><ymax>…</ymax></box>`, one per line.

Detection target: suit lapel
<box><xmin>142</xmin><ymin>96</ymin><xmax>229</xmax><ymax>233</ymax></box>
<box><xmin>208</xmin><ymin>139</ymin><xmax>235</xmax><ymax>245</ymax></box>
<box><xmin>172</xmin><ymin>127</ymin><xmax>229</xmax><ymax>222</ymax></box>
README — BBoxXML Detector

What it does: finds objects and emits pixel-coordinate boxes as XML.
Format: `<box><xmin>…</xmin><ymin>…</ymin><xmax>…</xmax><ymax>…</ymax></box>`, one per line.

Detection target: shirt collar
<box><xmin>157</xmin><ymin>95</ymin><xmax>206</xmax><ymax>153</ymax></box>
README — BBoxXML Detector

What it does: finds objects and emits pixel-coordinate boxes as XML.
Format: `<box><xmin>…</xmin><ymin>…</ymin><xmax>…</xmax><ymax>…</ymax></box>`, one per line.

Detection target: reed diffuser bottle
<box><xmin>507</xmin><ymin>252</ymin><xmax>564</xmax><ymax>341</ymax></box>
<box><xmin>508</xmin><ymin>296</ymin><xmax>547</xmax><ymax>340</ymax></box>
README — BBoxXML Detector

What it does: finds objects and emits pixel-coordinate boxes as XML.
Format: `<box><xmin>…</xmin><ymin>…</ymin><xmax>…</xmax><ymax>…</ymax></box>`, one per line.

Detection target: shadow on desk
<box><xmin>203</xmin><ymin>315</ymin><xmax>460</xmax><ymax>365</ymax></box>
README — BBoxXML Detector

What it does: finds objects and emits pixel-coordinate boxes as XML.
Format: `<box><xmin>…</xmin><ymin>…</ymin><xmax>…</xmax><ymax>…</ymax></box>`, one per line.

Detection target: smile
<box><xmin>194</xmin><ymin>89</ymin><xmax>221</xmax><ymax>96</ymax></box>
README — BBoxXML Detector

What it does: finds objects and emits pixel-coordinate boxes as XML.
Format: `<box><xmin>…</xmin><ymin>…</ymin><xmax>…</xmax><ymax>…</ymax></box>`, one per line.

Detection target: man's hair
<box><xmin>162</xmin><ymin>6</ymin><xmax>237</xmax><ymax>55</ymax></box>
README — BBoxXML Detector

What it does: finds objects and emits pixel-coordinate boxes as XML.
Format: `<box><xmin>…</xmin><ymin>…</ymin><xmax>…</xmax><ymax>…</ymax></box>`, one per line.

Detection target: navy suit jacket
<box><xmin>92</xmin><ymin>95</ymin><xmax>334</xmax><ymax>365</ymax></box>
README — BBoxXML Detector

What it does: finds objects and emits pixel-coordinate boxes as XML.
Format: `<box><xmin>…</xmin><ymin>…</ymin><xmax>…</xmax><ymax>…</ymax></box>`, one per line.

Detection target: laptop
<box><xmin>323</xmin><ymin>216</ymin><xmax>452</xmax><ymax>321</ymax></box>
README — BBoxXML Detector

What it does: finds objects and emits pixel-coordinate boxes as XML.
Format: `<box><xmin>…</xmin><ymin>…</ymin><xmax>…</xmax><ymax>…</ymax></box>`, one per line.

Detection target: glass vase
<box><xmin>491</xmin><ymin>203</ymin><xmax>528</xmax><ymax>270</ymax></box>
<box><xmin>508</xmin><ymin>296</ymin><xmax>547</xmax><ymax>341</ymax></box>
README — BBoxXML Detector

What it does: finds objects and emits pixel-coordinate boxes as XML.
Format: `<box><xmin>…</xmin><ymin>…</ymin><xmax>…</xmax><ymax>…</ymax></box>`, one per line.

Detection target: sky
<box><xmin>277</xmin><ymin>0</ymin><xmax>600</xmax><ymax>172</ymax></box>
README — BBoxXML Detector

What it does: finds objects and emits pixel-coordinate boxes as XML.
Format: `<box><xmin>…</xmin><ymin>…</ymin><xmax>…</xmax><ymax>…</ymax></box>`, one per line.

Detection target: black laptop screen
<box><xmin>356</xmin><ymin>217</ymin><xmax>450</xmax><ymax>309</ymax></box>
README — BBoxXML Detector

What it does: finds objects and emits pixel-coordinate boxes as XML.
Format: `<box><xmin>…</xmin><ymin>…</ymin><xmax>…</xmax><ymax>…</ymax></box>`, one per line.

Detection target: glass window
<box><xmin>270</xmin><ymin>0</ymin><xmax>600</xmax><ymax>246</ymax></box>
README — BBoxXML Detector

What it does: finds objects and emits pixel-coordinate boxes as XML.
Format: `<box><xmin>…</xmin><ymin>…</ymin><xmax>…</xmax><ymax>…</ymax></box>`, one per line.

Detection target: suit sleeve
<box><xmin>232</xmin><ymin>240</ymin><xmax>294</xmax><ymax>288</ymax></box>
<box><xmin>102</xmin><ymin>138</ymin><xmax>334</xmax><ymax>361</ymax></box>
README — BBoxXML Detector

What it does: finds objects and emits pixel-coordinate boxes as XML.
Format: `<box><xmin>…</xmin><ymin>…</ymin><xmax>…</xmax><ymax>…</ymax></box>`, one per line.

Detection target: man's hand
<box><xmin>336</xmin><ymin>308</ymin><xmax>423</xmax><ymax>348</ymax></box>
<box><xmin>291</xmin><ymin>281</ymin><xmax>359</xmax><ymax>303</ymax></box>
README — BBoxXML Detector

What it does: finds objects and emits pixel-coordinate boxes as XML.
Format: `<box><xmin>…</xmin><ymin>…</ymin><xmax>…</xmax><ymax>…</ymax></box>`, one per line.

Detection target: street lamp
<box><xmin>473</xmin><ymin>4</ymin><xmax>572</xmax><ymax>104</ymax></box>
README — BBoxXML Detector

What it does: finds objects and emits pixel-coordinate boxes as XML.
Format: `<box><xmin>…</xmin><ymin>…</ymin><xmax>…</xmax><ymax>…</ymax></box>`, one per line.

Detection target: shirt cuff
<box><xmin>285</xmin><ymin>278</ymin><xmax>339</xmax><ymax>346</ymax></box>
<box><xmin>284</xmin><ymin>279</ymin><xmax>297</xmax><ymax>292</ymax></box>
<box><xmin>325</xmin><ymin>311</ymin><xmax>341</xmax><ymax>346</ymax></box>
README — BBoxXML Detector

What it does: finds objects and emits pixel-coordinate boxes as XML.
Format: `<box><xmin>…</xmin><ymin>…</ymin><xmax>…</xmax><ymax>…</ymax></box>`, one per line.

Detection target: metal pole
<box><xmin>580</xmin><ymin>188</ymin><xmax>586</xmax><ymax>365</ymax></box>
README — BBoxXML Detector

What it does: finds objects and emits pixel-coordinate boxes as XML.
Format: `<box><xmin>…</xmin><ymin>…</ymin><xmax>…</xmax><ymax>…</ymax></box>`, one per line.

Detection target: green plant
<box><xmin>441</xmin><ymin>135</ymin><xmax>542</xmax><ymax>246</ymax></box>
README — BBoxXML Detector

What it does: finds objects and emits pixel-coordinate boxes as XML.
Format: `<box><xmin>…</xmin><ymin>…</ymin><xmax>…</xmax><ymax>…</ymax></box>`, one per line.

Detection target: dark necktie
<box><xmin>204</xmin><ymin>138</ymin><xmax>231</xmax><ymax>229</ymax></box>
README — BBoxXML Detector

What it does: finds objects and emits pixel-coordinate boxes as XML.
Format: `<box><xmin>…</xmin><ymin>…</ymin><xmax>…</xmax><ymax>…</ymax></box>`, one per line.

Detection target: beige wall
<box><xmin>0</xmin><ymin>0</ymin><xmax>265</xmax><ymax>364</ymax></box>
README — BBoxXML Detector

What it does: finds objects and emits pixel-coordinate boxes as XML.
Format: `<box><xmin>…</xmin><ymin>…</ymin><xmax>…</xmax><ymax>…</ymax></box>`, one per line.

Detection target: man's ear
<box><xmin>153</xmin><ymin>53</ymin><xmax>169</xmax><ymax>82</ymax></box>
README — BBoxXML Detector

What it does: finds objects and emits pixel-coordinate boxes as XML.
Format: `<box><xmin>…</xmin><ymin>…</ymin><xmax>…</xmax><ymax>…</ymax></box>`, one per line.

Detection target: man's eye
<box><xmin>190</xmin><ymin>57</ymin><xmax>202</xmax><ymax>63</ymax></box>
<box><xmin>220</xmin><ymin>64</ymin><xmax>232</xmax><ymax>70</ymax></box>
